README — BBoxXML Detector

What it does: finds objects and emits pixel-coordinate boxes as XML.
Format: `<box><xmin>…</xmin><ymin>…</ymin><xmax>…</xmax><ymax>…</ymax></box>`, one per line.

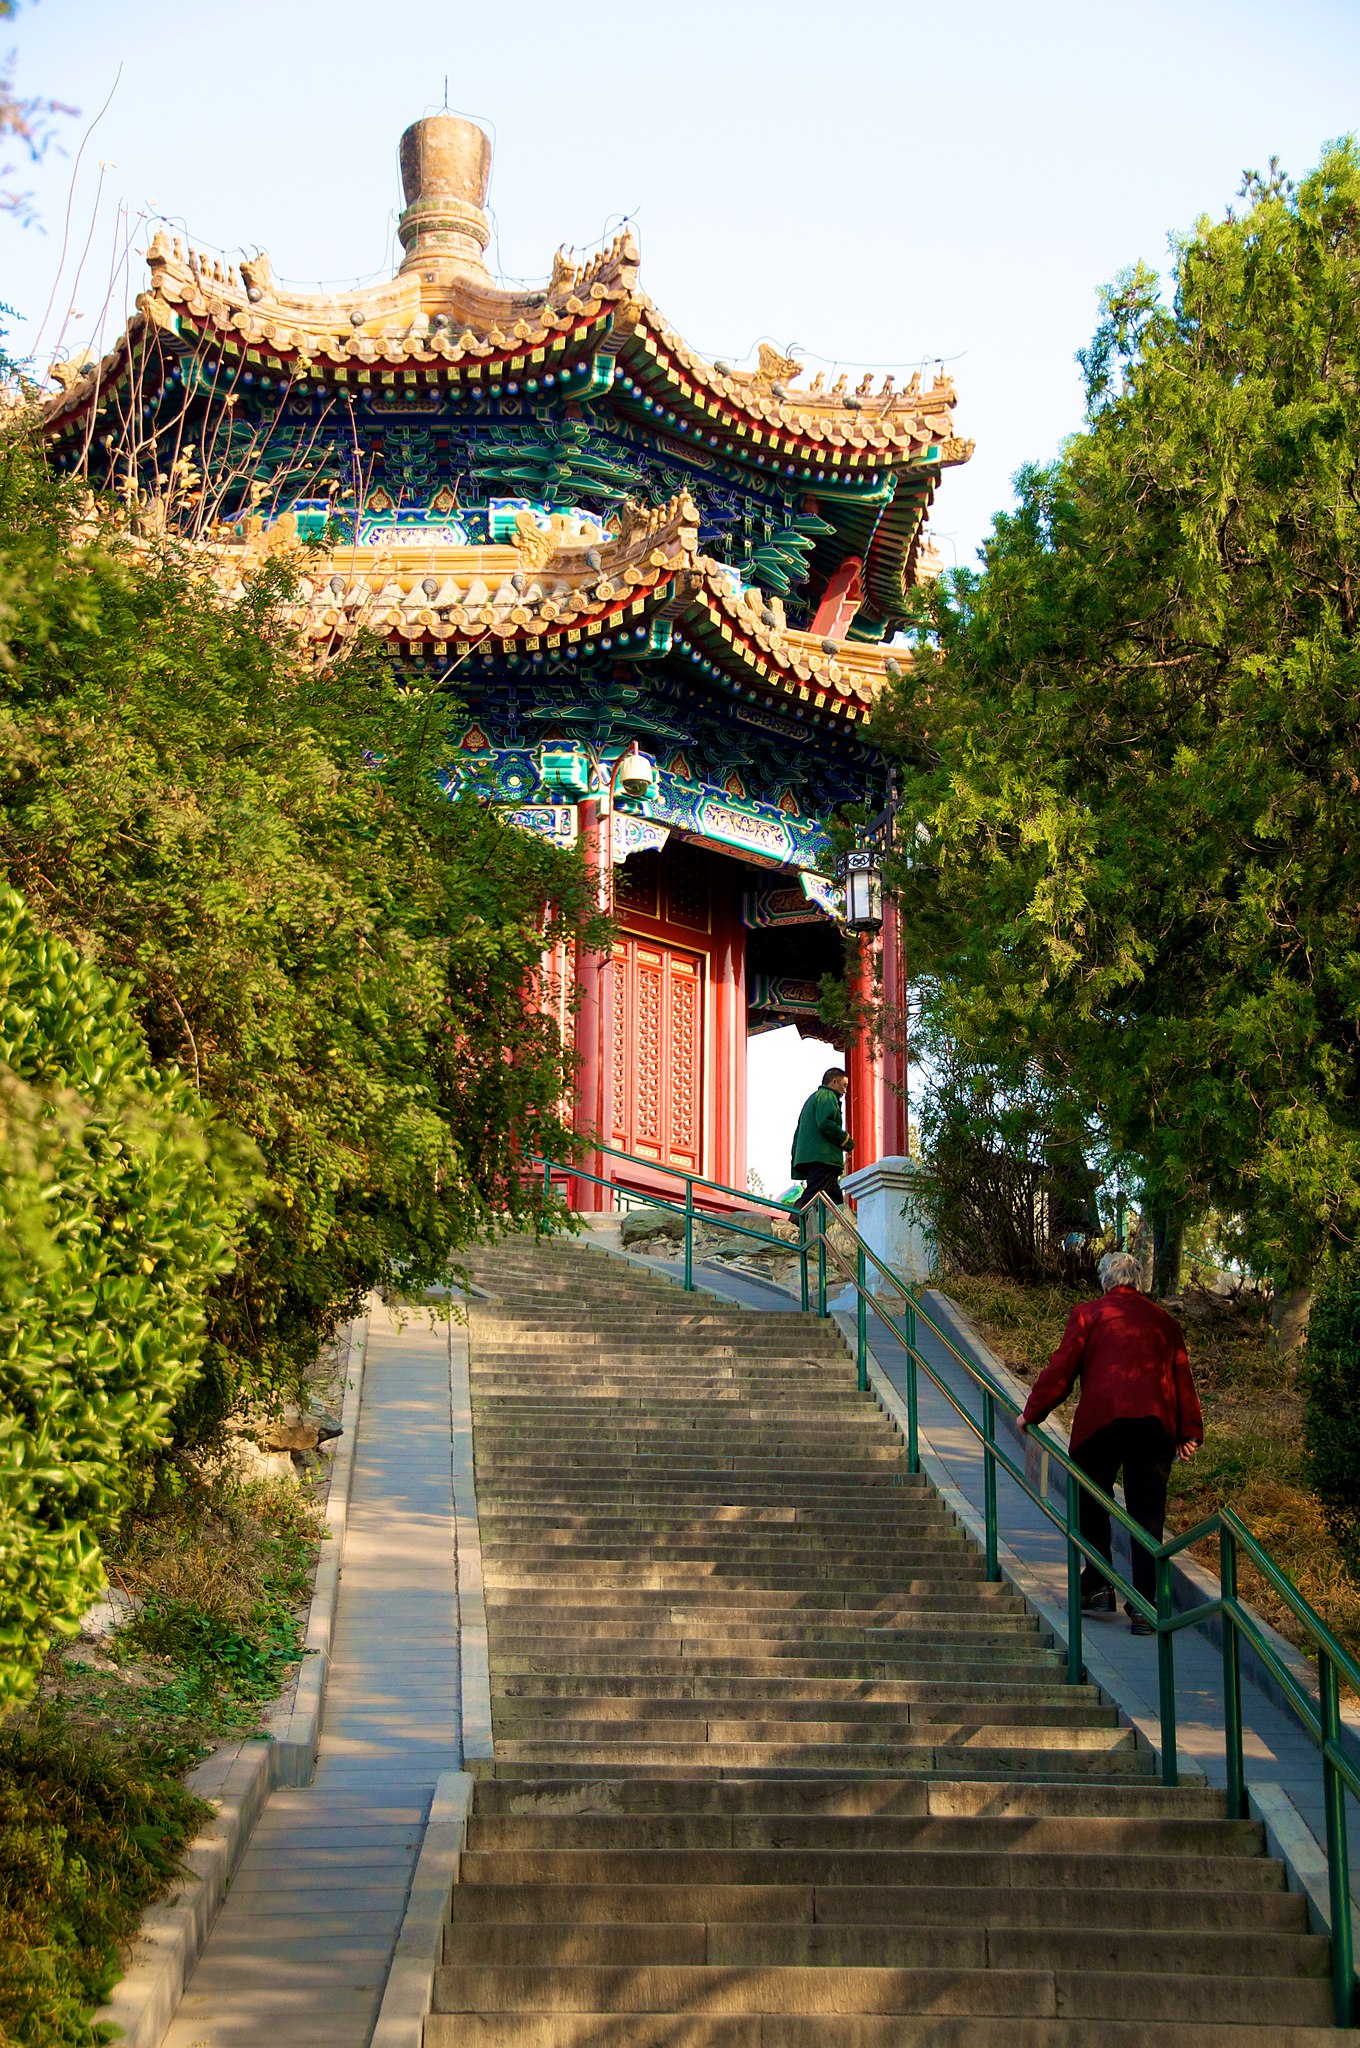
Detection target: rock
<box><xmin>253</xmin><ymin>1406</ymin><xmax>342</xmax><ymax>1454</ymax></box>
<box><xmin>621</xmin><ymin>1209</ymin><xmax>682</xmax><ymax>1248</ymax></box>
<box><xmin>80</xmin><ymin>1585</ymin><xmax>136</xmax><ymax>1640</ymax></box>
<box><xmin>222</xmin><ymin>1436</ymin><xmax>298</xmax><ymax>1486</ymax></box>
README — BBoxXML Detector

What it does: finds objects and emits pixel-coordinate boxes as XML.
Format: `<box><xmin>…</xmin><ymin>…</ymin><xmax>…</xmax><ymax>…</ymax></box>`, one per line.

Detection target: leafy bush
<box><xmin>918</xmin><ymin>1055</ymin><xmax>1101</xmax><ymax>1283</ymax></box>
<box><xmin>1300</xmin><ymin>1261</ymin><xmax>1360</xmax><ymax>1577</ymax></box>
<box><xmin>0</xmin><ymin>1708</ymin><xmax>205</xmax><ymax>2048</ymax></box>
<box><xmin>0</xmin><ymin>887</ymin><xmax>245</xmax><ymax>1706</ymax></box>
<box><xmin>0</xmin><ymin>443</ymin><xmax>596</xmax><ymax>1425</ymax></box>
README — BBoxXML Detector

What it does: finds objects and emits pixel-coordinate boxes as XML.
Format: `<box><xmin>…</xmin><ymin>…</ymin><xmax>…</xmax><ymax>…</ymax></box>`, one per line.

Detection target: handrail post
<box><xmin>683</xmin><ymin>1177</ymin><xmax>694</xmax><ymax>1293</ymax></box>
<box><xmin>903</xmin><ymin>1294</ymin><xmax>920</xmax><ymax>1475</ymax></box>
<box><xmin>1065</xmin><ymin>1470</ymin><xmax>1084</xmax><ymax>1687</ymax></box>
<box><xmin>855</xmin><ymin>1244</ymin><xmax>868</xmax><ymax>1392</ymax></box>
<box><xmin>1156</xmin><ymin>1552</ymin><xmax>1179</xmax><ymax>1787</ymax></box>
<box><xmin>816</xmin><ymin>1201</ymin><xmax>828</xmax><ymax>1318</ymax></box>
<box><xmin>1220</xmin><ymin>1524</ymin><xmax>1246</xmax><ymax>1820</ymax></box>
<box><xmin>798</xmin><ymin>1204</ymin><xmax>810</xmax><ymax>1314</ymax></box>
<box><xmin>982</xmin><ymin>1388</ymin><xmax>999</xmax><ymax>1580</ymax></box>
<box><xmin>540</xmin><ymin>1157</ymin><xmax>552</xmax><ymax>1226</ymax></box>
<box><xmin>1320</xmin><ymin>1649</ymin><xmax>1357</xmax><ymax>2027</ymax></box>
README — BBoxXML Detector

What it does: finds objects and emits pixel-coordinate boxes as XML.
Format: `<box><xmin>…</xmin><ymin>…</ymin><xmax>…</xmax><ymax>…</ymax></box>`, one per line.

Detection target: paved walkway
<box><xmin>654</xmin><ymin>1252</ymin><xmax>1358</xmax><ymax>1878</ymax></box>
<box><xmin>163</xmin><ymin>1301</ymin><xmax>460</xmax><ymax>2048</ymax></box>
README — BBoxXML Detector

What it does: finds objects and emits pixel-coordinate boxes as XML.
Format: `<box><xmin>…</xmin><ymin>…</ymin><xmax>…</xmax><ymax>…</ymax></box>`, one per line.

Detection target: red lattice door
<box><xmin>611</xmin><ymin>937</ymin><xmax>705</xmax><ymax>1173</ymax></box>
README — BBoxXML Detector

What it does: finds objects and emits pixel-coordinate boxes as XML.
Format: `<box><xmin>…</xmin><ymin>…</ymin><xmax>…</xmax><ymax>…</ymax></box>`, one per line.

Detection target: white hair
<box><xmin>1098</xmin><ymin>1251</ymin><xmax>1139</xmax><ymax>1292</ymax></box>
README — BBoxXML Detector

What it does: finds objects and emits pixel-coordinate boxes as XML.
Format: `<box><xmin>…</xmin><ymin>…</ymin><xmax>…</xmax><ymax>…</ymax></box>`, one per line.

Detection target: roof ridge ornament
<box><xmin>396</xmin><ymin>112</ymin><xmax>493</xmax><ymax>283</ymax></box>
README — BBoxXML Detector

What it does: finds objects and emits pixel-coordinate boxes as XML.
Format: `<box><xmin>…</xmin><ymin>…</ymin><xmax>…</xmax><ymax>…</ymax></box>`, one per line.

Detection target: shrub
<box><xmin>918</xmin><ymin>1055</ymin><xmax>1101</xmax><ymax>1284</ymax></box>
<box><xmin>1300</xmin><ymin>1260</ymin><xmax>1360</xmax><ymax>1578</ymax></box>
<box><xmin>0</xmin><ymin>1708</ymin><xmax>205</xmax><ymax>2048</ymax></box>
<box><xmin>0</xmin><ymin>886</ymin><xmax>245</xmax><ymax>1706</ymax></box>
<box><xmin>0</xmin><ymin>445</ymin><xmax>595</xmax><ymax>1424</ymax></box>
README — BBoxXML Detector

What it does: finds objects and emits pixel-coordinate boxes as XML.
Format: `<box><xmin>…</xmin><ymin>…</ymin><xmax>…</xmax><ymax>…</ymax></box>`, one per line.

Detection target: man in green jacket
<box><xmin>791</xmin><ymin>1066</ymin><xmax>853</xmax><ymax>1210</ymax></box>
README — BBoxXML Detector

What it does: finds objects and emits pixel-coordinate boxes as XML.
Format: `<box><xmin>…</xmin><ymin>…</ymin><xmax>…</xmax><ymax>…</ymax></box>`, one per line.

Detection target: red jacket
<box><xmin>1021</xmin><ymin>1287</ymin><xmax>1203</xmax><ymax>1453</ymax></box>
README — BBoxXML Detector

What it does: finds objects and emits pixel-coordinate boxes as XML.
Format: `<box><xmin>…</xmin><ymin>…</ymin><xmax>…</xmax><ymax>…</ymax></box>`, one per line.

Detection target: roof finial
<box><xmin>396</xmin><ymin>111</ymin><xmax>492</xmax><ymax>283</ymax></box>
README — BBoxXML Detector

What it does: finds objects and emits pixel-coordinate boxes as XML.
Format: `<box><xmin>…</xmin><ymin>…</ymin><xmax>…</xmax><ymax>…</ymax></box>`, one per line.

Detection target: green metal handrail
<box><xmin>528</xmin><ymin>1147</ymin><xmax>814</xmax><ymax>1308</ymax></box>
<box><xmin>800</xmin><ymin>1192</ymin><xmax>1359</xmax><ymax>2028</ymax></box>
<box><xmin>528</xmin><ymin>1145</ymin><xmax>1359</xmax><ymax>2024</ymax></box>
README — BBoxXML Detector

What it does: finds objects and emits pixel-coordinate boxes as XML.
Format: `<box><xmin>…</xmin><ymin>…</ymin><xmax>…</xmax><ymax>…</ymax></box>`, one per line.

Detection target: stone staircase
<box><xmin>427</xmin><ymin>1234</ymin><xmax>1355</xmax><ymax>2046</ymax></box>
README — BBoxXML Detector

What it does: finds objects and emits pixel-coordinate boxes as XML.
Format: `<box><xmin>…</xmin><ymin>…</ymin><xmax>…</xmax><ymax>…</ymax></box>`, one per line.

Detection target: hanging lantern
<box><xmin>837</xmin><ymin>846</ymin><xmax>884</xmax><ymax>934</ymax></box>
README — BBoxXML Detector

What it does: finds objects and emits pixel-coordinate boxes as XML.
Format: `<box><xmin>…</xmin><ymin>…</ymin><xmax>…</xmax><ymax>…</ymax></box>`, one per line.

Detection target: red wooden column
<box><xmin>571</xmin><ymin>798</ymin><xmax>613</xmax><ymax>1210</ymax></box>
<box><xmin>880</xmin><ymin>900</ymin><xmax>909</xmax><ymax>1157</ymax></box>
<box><xmin>845</xmin><ymin>934</ymin><xmax>884</xmax><ymax>1181</ymax></box>
<box><xmin>712</xmin><ymin>891</ymin><xmax>748</xmax><ymax>1192</ymax></box>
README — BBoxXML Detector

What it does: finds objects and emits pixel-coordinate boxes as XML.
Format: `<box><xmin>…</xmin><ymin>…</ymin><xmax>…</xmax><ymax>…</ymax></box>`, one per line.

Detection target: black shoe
<box><xmin>1081</xmin><ymin>1586</ymin><xmax>1116</xmax><ymax>1615</ymax></box>
<box><xmin>1126</xmin><ymin>1605</ymin><xmax>1154</xmax><ymax>1637</ymax></box>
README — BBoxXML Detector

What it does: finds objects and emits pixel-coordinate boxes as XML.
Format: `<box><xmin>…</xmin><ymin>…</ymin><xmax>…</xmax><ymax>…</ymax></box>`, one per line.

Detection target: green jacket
<box><xmin>791</xmin><ymin>1086</ymin><xmax>849</xmax><ymax>1174</ymax></box>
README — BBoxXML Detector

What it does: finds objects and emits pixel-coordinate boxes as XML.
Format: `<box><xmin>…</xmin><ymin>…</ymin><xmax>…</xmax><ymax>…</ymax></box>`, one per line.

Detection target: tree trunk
<box><xmin>1150</xmin><ymin>1204</ymin><xmax>1185</xmax><ymax>1298</ymax></box>
<box><xmin>1271</xmin><ymin>1282</ymin><xmax>1312</xmax><ymax>1353</ymax></box>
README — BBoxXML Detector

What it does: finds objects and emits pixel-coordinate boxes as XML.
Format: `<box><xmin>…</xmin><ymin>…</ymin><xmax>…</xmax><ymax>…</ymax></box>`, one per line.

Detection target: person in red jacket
<box><xmin>1018</xmin><ymin>1250</ymin><xmax>1203</xmax><ymax>1635</ymax></box>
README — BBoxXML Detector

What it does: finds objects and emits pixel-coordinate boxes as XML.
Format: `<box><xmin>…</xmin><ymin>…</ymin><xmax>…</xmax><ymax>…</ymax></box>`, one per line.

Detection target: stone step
<box><xmin>429</xmin><ymin>1961</ymin><xmax>1331</xmax><ymax>2026</ymax></box>
<box><xmin>489</xmin><ymin>1741</ymin><xmax>1153</xmax><ymax>1776</ymax></box>
<box><xmin>479</xmin><ymin>1521</ymin><xmax>966</xmax><ymax>1544</ymax></box>
<box><xmin>454</xmin><ymin>1241</ymin><xmax>1341</xmax><ymax>2045</ymax></box>
<box><xmin>443</xmin><ymin>1919</ymin><xmax>1326</xmax><ymax>1978</ymax></box>
<box><xmin>477</xmin><ymin>1458</ymin><xmax>913</xmax><ymax>1474</ymax></box>
<box><xmin>486</xmin><ymin>1586</ymin><xmax>1018</xmax><ymax>1611</ymax></box>
<box><xmin>490</xmin><ymin>1700</ymin><xmax>1119</xmax><ymax>1731</ymax></box>
<box><xmin>427</xmin><ymin>2016</ymin><xmax>1357</xmax><ymax>2048</ymax></box>
<box><xmin>457</xmin><ymin>1845</ymin><xmax>1276</xmax><ymax>1894</ymax></box>
<box><xmin>490</xmin><ymin>1654</ymin><xmax>1067</xmax><ymax>1682</ymax></box>
<box><xmin>465</xmin><ymin>1812</ymin><xmax>1249</xmax><ymax>1854</ymax></box>
<box><xmin>479</xmin><ymin>1541</ymin><xmax>976</xmax><ymax>1564</ymax></box>
<box><xmin>480</xmin><ymin>1327</ymin><xmax>833</xmax><ymax>1340</ymax></box>
<box><xmin>487</xmin><ymin>1609</ymin><xmax>1037</xmax><ymax>1637</ymax></box>
<box><xmin>463</xmin><ymin>1773</ymin><xmax>1227</xmax><ymax>1818</ymax></box>
<box><xmin>480</xmin><ymin>1486</ymin><xmax>927</xmax><ymax>1508</ymax></box>
<box><xmin>484</xmin><ymin>1617</ymin><xmax>1044</xmax><ymax>1646</ymax></box>
<box><xmin>484</xmin><ymin>1568</ymin><xmax>997</xmax><ymax>1593</ymax></box>
<box><xmin>474</xmin><ymin>1418</ymin><xmax>888</xmax><ymax>1435</ymax></box>
<box><xmin>448</xmin><ymin>1876</ymin><xmax>1300</xmax><ymax>1930</ymax></box>
<box><xmin>493</xmin><ymin>1679</ymin><xmax>1103</xmax><ymax>1708</ymax></box>
<box><xmin>486</xmin><ymin>1717</ymin><xmax>1135</xmax><ymax>1752</ymax></box>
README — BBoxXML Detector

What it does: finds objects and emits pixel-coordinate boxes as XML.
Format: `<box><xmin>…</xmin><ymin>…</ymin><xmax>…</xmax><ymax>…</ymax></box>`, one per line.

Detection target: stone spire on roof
<box><xmin>396</xmin><ymin>112</ymin><xmax>493</xmax><ymax>283</ymax></box>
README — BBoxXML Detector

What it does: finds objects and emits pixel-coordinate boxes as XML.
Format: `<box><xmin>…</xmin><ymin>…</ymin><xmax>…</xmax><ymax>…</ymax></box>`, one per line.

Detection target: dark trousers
<box><xmin>794</xmin><ymin>1163</ymin><xmax>844</xmax><ymax>1210</ymax></box>
<box><xmin>1073</xmin><ymin>1417</ymin><xmax>1175</xmax><ymax>1604</ymax></box>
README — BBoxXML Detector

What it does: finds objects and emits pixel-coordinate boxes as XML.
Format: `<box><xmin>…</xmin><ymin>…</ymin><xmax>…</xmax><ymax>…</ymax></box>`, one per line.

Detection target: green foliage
<box><xmin>0</xmin><ymin>1708</ymin><xmax>205</xmax><ymax>2048</ymax></box>
<box><xmin>1</xmin><ymin>1474</ymin><xmax>324</xmax><ymax>2042</ymax></box>
<box><xmin>0</xmin><ymin>438</ymin><xmax>596</xmax><ymax>1425</ymax></box>
<box><xmin>884</xmin><ymin>140</ymin><xmax>1360</xmax><ymax>1290</ymax></box>
<box><xmin>918</xmin><ymin>1054</ymin><xmax>1101</xmax><ymax>1282</ymax></box>
<box><xmin>0</xmin><ymin>887</ymin><xmax>245</xmax><ymax>1707</ymax></box>
<box><xmin>113</xmin><ymin>1470</ymin><xmax>321</xmax><ymax>1725</ymax></box>
<box><xmin>1300</xmin><ymin>1260</ymin><xmax>1360</xmax><ymax>1575</ymax></box>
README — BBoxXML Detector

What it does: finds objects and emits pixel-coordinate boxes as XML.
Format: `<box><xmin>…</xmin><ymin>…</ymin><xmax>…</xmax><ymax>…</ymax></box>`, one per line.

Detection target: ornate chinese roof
<box><xmin>43</xmin><ymin>112</ymin><xmax>970</xmax><ymax>651</ymax></box>
<box><xmin>215</xmin><ymin>490</ymin><xmax>897</xmax><ymax>731</ymax></box>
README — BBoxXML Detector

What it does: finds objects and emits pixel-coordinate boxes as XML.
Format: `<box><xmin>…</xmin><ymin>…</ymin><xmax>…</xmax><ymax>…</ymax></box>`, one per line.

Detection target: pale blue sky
<box><xmin>3</xmin><ymin>0</ymin><xmax>1355</xmax><ymax>1189</ymax></box>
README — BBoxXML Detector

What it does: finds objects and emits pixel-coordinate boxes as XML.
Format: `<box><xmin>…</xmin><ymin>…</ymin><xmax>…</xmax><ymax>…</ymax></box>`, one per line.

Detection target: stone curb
<box><xmin>369</xmin><ymin>1771</ymin><xmax>475</xmax><ymax>2048</ymax></box>
<box><xmin>267</xmin><ymin>1308</ymin><xmax>370</xmax><ymax>1779</ymax></box>
<box><xmin>450</xmin><ymin>1313</ymin><xmax>493</xmax><ymax>1761</ymax></box>
<box><xmin>92</xmin><ymin>1306</ymin><xmax>370</xmax><ymax>2048</ymax></box>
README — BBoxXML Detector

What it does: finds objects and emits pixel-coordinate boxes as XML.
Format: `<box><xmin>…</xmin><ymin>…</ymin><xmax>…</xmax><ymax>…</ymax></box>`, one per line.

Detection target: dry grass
<box><xmin>942</xmin><ymin>1270</ymin><xmax>1360</xmax><ymax>1669</ymax></box>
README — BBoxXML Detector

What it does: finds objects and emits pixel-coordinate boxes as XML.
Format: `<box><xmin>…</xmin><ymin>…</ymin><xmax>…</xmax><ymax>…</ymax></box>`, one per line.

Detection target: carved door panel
<box><xmin>611</xmin><ymin>937</ymin><xmax>705</xmax><ymax>1172</ymax></box>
